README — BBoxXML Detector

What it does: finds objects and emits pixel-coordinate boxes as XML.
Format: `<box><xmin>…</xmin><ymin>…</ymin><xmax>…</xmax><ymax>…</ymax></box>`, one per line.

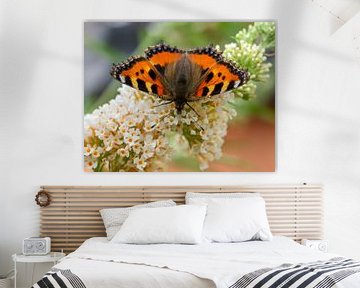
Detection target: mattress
<box><xmin>35</xmin><ymin>236</ymin><xmax>360</xmax><ymax>288</ymax></box>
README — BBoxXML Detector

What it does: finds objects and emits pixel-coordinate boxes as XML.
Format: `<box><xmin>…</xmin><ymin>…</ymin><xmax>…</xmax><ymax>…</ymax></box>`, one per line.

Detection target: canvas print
<box><xmin>84</xmin><ymin>22</ymin><xmax>275</xmax><ymax>172</ymax></box>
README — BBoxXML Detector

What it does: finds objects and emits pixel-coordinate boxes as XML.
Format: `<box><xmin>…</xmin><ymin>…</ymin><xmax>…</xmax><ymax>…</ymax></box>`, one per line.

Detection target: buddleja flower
<box><xmin>223</xmin><ymin>22</ymin><xmax>275</xmax><ymax>100</ymax></box>
<box><xmin>84</xmin><ymin>22</ymin><xmax>275</xmax><ymax>172</ymax></box>
<box><xmin>84</xmin><ymin>85</ymin><xmax>237</xmax><ymax>171</ymax></box>
<box><xmin>84</xmin><ymin>86</ymin><xmax>173</xmax><ymax>172</ymax></box>
<box><xmin>176</xmin><ymin>92</ymin><xmax>237</xmax><ymax>171</ymax></box>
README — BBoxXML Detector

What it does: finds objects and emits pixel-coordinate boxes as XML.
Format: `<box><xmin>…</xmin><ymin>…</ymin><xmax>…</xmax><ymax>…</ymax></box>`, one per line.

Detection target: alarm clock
<box><xmin>301</xmin><ymin>239</ymin><xmax>328</xmax><ymax>252</ymax></box>
<box><xmin>23</xmin><ymin>237</ymin><xmax>51</xmax><ymax>255</ymax></box>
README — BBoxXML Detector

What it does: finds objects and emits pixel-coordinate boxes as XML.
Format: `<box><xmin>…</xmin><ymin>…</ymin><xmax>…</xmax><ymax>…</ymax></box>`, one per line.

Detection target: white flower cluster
<box><xmin>84</xmin><ymin>86</ymin><xmax>173</xmax><ymax>172</ymax></box>
<box><xmin>221</xmin><ymin>40</ymin><xmax>272</xmax><ymax>100</ymax></box>
<box><xmin>223</xmin><ymin>41</ymin><xmax>271</xmax><ymax>82</ymax></box>
<box><xmin>178</xmin><ymin>93</ymin><xmax>237</xmax><ymax>171</ymax></box>
<box><xmin>84</xmin><ymin>86</ymin><xmax>237</xmax><ymax>172</ymax></box>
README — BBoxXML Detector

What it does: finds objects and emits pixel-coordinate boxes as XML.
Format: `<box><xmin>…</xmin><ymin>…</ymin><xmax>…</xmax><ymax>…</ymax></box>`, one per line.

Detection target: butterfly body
<box><xmin>111</xmin><ymin>43</ymin><xmax>249</xmax><ymax>113</ymax></box>
<box><xmin>162</xmin><ymin>54</ymin><xmax>204</xmax><ymax>111</ymax></box>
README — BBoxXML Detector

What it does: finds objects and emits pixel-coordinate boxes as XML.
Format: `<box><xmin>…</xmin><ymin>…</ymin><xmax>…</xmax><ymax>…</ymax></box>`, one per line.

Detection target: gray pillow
<box><xmin>100</xmin><ymin>200</ymin><xmax>176</xmax><ymax>240</ymax></box>
<box><xmin>186</xmin><ymin>192</ymin><xmax>260</xmax><ymax>204</ymax></box>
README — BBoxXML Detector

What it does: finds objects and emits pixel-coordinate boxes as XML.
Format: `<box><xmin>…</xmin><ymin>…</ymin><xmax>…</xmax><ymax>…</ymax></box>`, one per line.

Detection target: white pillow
<box><xmin>111</xmin><ymin>205</ymin><xmax>207</xmax><ymax>244</ymax></box>
<box><xmin>186</xmin><ymin>192</ymin><xmax>259</xmax><ymax>204</ymax></box>
<box><xmin>202</xmin><ymin>197</ymin><xmax>272</xmax><ymax>243</ymax></box>
<box><xmin>100</xmin><ymin>200</ymin><xmax>176</xmax><ymax>240</ymax></box>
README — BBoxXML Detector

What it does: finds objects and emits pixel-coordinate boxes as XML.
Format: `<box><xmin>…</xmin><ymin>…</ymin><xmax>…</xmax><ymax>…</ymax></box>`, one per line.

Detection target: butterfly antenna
<box><xmin>194</xmin><ymin>119</ymin><xmax>205</xmax><ymax>132</ymax></box>
<box><xmin>152</xmin><ymin>100</ymin><xmax>173</xmax><ymax>109</ymax></box>
<box><xmin>151</xmin><ymin>114</ymin><xmax>168</xmax><ymax>129</ymax></box>
<box><xmin>185</xmin><ymin>103</ymin><xmax>204</xmax><ymax>131</ymax></box>
<box><xmin>185</xmin><ymin>102</ymin><xmax>200</xmax><ymax>118</ymax></box>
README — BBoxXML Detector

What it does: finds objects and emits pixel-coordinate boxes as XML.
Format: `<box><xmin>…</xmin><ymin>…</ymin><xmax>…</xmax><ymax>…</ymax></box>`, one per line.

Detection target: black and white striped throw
<box><xmin>32</xmin><ymin>268</ymin><xmax>86</xmax><ymax>288</ymax></box>
<box><xmin>229</xmin><ymin>257</ymin><xmax>360</xmax><ymax>288</ymax></box>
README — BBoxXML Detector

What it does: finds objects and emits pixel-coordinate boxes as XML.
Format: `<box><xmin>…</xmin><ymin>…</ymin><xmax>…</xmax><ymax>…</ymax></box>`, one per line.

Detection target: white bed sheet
<box><xmin>54</xmin><ymin>236</ymin><xmax>360</xmax><ymax>288</ymax></box>
<box><xmin>55</xmin><ymin>258</ymin><xmax>214</xmax><ymax>288</ymax></box>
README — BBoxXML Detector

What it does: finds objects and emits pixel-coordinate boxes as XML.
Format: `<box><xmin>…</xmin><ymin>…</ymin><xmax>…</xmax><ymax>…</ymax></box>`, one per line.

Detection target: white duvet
<box><xmin>53</xmin><ymin>237</ymin><xmax>360</xmax><ymax>288</ymax></box>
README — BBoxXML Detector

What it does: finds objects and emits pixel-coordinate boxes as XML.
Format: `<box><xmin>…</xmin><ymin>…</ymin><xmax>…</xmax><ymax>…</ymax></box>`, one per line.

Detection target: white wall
<box><xmin>1</xmin><ymin>0</ymin><xmax>360</xmax><ymax>286</ymax></box>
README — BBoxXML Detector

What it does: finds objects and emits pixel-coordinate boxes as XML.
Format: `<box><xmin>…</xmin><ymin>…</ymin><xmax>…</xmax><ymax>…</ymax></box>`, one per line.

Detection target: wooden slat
<box><xmin>39</xmin><ymin>184</ymin><xmax>323</xmax><ymax>253</ymax></box>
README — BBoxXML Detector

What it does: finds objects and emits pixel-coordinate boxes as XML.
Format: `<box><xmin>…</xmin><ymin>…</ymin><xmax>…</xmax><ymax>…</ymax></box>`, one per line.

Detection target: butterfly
<box><xmin>110</xmin><ymin>42</ymin><xmax>249</xmax><ymax>114</ymax></box>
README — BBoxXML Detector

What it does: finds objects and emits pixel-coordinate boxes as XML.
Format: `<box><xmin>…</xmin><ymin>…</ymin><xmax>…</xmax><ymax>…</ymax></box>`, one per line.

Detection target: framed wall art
<box><xmin>84</xmin><ymin>21</ymin><xmax>275</xmax><ymax>172</ymax></box>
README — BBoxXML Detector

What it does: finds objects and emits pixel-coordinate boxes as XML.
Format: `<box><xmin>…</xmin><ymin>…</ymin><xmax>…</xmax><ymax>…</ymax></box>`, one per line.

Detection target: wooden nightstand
<box><xmin>12</xmin><ymin>252</ymin><xmax>65</xmax><ymax>288</ymax></box>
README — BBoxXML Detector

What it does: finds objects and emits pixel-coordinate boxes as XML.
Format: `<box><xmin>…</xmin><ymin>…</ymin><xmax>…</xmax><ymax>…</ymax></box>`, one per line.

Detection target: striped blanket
<box><xmin>32</xmin><ymin>269</ymin><xmax>86</xmax><ymax>288</ymax></box>
<box><xmin>32</xmin><ymin>258</ymin><xmax>359</xmax><ymax>288</ymax></box>
<box><xmin>230</xmin><ymin>258</ymin><xmax>360</xmax><ymax>288</ymax></box>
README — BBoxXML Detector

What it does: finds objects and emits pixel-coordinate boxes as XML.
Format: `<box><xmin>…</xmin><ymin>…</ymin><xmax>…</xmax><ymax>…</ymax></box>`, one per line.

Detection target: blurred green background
<box><xmin>84</xmin><ymin>22</ymin><xmax>275</xmax><ymax>171</ymax></box>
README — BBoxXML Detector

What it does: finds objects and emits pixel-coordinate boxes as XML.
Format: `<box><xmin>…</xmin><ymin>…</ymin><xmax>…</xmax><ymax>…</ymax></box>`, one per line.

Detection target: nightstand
<box><xmin>301</xmin><ymin>239</ymin><xmax>328</xmax><ymax>252</ymax></box>
<box><xmin>12</xmin><ymin>252</ymin><xmax>65</xmax><ymax>288</ymax></box>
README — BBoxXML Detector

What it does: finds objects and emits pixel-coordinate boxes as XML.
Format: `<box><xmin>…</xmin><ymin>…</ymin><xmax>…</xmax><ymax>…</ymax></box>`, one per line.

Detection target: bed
<box><xmin>33</xmin><ymin>236</ymin><xmax>360</xmax><ymax>288</ymax></box>
<box><xmin>33</xmin><ymin>185</ymin><xmax>360</xmax><ymax>287</ymax></box>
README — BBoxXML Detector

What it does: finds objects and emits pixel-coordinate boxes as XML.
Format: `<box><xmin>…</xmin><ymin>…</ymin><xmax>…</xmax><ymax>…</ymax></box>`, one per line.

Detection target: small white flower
<box><xmin>144</xmin><ymin>134</ymin><xmax>155</xmax><ymax>146</ymax></box>
<box><xmin>84</xmin><ymin>146</ymin><xmax>92</xmax><ymax>156</ymax></box>
<box><xmin>142</xmin><ymin>148</ymin><xmax>154</xmax><ymax>159</ymax></box>
<box><xmin>117</xmin><ymin>147</ymin><xmax>129</xmax><ymax>158</ymax></box>
<box><xmin>92</xmin><ymin>150</ymin><xmax>100</xmax><ymax>158</ymax></box>
<box><xmin>164</xmin><ymin>115</ymin><xmax>178</xmax><ymax>126</ymax></box>
<box><xmin>129</xmin><ymin>128</ymin><xmax>141</xmax><ymax>137</ymax></box>
<box><xmin>132</xmin><ymin>143</ymin><xmax>142</xmax><ymax>154</ymax></box>
<box><xmin>143</xmin><ymin>121</ymin><xmax>156</xmax><ymax>132</ymax></box>
<box><xmin>85</xmin><ymin>159</ymin><xmax>97</xmax><ymax>169</ymax></box>
<box><xmin>123</xmin><ymin>132</ymin><xmax>139</xmax><ymax>146</ymax></box>
<box><xmin>125</xmin><ymin>116</ymin><xmax>137</xmax><ymax>127</ymax></box>
<box><xmin>134</xmin><ymin>157</ymin><xmax>147</xmax><ymax>170</ymax></box>
<box><xmin>107</xmin><ymin>120</ymin><xmax>118</xmax><ymax>132</ymax></box>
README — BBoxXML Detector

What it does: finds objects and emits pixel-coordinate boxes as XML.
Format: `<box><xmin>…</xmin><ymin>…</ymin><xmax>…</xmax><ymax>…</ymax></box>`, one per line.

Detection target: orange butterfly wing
<box><xmin>111</xmin><ymin>44</ymin><xmax>249</xmax><ymax>100</ymax></box>
<box><xmin>187</xmin><ymin>47</ymin><xmax>249</xmax><ymax>98</ymax></box>
<box><xmin>111</xmin><ymin>43</ymin><xmax>184</xmax><ymax>99</ymax></box>
<box><xmin>145</xmin><ymin>43</ymin><xmax>183</xmax><ymax>72</ymax></box>
<box><xmin>111</xmin><ymin>56</ymin><xmax>165</xmax><ymax>96</ymax></box>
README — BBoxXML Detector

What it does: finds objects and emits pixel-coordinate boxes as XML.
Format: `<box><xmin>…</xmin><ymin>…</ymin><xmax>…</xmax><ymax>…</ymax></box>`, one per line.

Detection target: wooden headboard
<box><xmin>39</xmin><ymin>184</ymin><xmax>323</xmax><ymax>253</ymax></box>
